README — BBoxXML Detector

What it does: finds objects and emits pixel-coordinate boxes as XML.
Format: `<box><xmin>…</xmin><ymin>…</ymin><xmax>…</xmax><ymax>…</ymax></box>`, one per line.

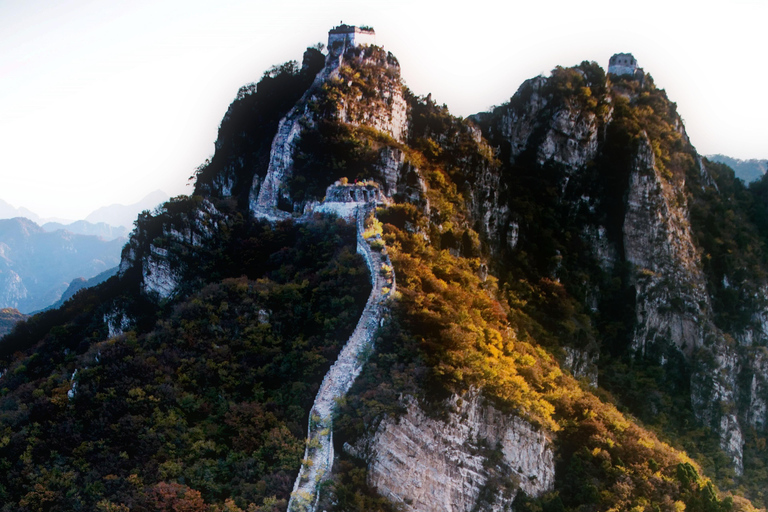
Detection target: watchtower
<box><xmin>608</xmin><ymin>53</ymin><xmax>638</xmax><ymax>76</ymax></box>
<box><xmin>328</xmin><ymin>24</ymin><xmax>376</xmax><ymax>55</ymax></box>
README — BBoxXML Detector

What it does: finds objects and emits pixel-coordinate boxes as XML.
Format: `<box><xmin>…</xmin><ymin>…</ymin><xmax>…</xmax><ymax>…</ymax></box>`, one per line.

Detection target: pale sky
<box><xmin>1</xmin><ymin>0</ymin><xmax>765</xmax><ymax>220</ymax></box>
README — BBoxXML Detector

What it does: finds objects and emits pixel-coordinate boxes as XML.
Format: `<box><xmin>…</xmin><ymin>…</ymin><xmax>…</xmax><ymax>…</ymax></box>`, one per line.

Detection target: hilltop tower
<box><xmin>328</xmin><ymin>24</ymin><xmax>376</xmax><ymax>55</ymax></box>
<box><xmin>608</xmin><ymin>53</ymin><xmax>639</xmax><ymax>76</ymax></box>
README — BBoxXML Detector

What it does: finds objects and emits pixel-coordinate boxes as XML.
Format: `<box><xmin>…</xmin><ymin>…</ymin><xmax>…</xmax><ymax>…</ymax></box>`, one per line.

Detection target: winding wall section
<box><xmin>287</xmin><ymin>203</ymin><xmax>395</xmax><ymax>512</ymax></box>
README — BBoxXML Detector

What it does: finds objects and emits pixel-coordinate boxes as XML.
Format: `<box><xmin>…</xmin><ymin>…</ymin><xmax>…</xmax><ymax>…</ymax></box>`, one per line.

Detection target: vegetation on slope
<box><xmin>334</xmin><ymin>200</ymin><xmax>744</xmax><ymax>511</ymax></box>
<box><xmin>0</xmin><ymin>215</ymin><xmax>370</xmax><ymax>511</ymax></box>
<box><xmin>706</xmin><ymin>155</ymin><xmax>767</xmax><ymax>184</ymax></box>
<box><xmin>321</xmin><ymin>66</ymin><xmax>751</xmax><ymax>509</ymax></box>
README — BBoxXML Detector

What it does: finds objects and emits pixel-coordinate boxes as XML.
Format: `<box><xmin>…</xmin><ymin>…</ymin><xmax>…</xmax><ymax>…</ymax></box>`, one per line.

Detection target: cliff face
<box><xmin>622</xmin><ymin>136</ymin><xmax>708</xmax><ymax>357</ymax></box>
<box><xmin>473</xmin><ymin>65</ymin><xmax>768</xmax><ymax>487</ymax></box>
<box><xmin>352</xmin><ymin>393</ymin><xmax>554</xmax><ymax>512</ymax></box>
<box><xmin>119</xmin><ymin>197</ymin><xmax>226</xmax><ymax>300</ymax></box>
<box><xmin>250</xmin><ymin>45</ymin><xmax>407</xmax><ymax>215</ymax></box>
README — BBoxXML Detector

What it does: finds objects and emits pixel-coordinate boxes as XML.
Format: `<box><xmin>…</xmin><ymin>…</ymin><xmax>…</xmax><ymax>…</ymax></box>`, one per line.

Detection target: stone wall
<box><xmin>287</xmin><ymin>203</ymin><xmax>395</xmax><ymax>512</ymax></box>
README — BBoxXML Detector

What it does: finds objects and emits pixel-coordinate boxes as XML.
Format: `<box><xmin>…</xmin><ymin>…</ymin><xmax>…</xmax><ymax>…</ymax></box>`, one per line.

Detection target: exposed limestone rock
<box><xmin>733</xmin><ymin>284</ymin><xmax>768</xmax><ymax>346</ymax></box>
<box><xmin>472</xmin><ymin>67</ymin><xmax>758</xmax><ymax>477</ymax></box>
<box><xmin>142</xmin><ymin>246</ymin><xmax>180</xmax><ymax>299</ymax></box>
<box><xmin>622</xmin><ymin>136</ymin><xmax>745</xmax><ymax>474</ymax></box>
<box><xmin>563</xmin><ymin>346</ymin><xmax>598</xmax><ymax>387</ymax></box>
<box><xmin>67</xmin><ymin>369</ymin><xmax>78</xmax><ymax>400</ymax></box>
<box><xmin>118</xmin><ymin>242</ymin><xmax>137</xmax><ymax>276</ymax></box>
<box><xmin>252</xmin><ymin>47</ymin><xmax>407</xmax><ymax>216</ymax></box>
<box><xmin>748</xmin><ymin>348</ymin><xmax>768</xmax><ymax>430</ymax></box>
<box><xmin>257</xmin><ymin>309</ymin><xmax>270</xmax><ymax>325</ymax></box>
<box><xmin>463</xmin><ymin>154</ymin><xmax>509</xmax><ymax>256</ymax></box>
<box><xmin>690</xmin><ymin>340</ymin><xmax>744</xmax><ymax>475</ymax></box>
<box><xmin>252</xmin><ymin>56</ymin><xmax>343</xmax><ymax>213</ymax></box>
<box><xmin>395</xmin><ymin>163</ymin><xmax>430</xmax><ymax>216</ymax></box>
<box><xmin>103</xmin><ymin>309</ymin><xmax>132</xmax><ymax>339</ymax></box>
<box><xmin>375</xmin><ymin>147</ymin><xmax>405</xmax><ymax>197</ymax></box>
<box><xmin>624</xmin><ymin>136</ymin><xmax>708</xmax><ymax>356</ymax></box>
<box><xmin>336</xmin><ymin>57</ymin><xmax>408</xmax><ymax>144</ymax></box>
<box><xmin>355</xmin><ymin>392</ymin><xmax>554</xmax><ymax>511</ymax></box>
<box><xmin>212</xmin><ymin>165</ymin><xmax>238</xmax><ymax>198</ymax></box>
<box><xmin>119</xmin><ymin>199</ymin><xmax>224</xmax><ymax>300</ymax></box>
<box><xmin>498</xmin><ymin>76</ymin><xmax>549</xmax><ymax>162</ymax></box>
<box><xmin>582</xmin><ymin>224</ymin><xmax>617</xmax><ymax>271</ymax></box>
<box><xmin>494</xmin><ymin>75</ymin><xmax>600</xmax><ymax>169</ymax></box>
<box><xmin>536</xmin><ymin>109</ymin><xmax>599</xmax><ymax>169</ymax></box>
<box><xmin>506</xmin><ymin>221</ymin><xmax>519</xmax><ymax>250</ymax></box>
<box><xmin>165</xmin><ymin>200</ymin><xmax>222</xmax><ymax>247</ymax></box>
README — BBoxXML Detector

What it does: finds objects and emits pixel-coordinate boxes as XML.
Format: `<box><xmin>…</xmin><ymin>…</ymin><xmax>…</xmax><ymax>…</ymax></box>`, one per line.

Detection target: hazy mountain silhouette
<box><xmin>41</xmin><ymin>220</ymin><xmax>129</xmax><ymax>241</ymax></box>
<box><xmin>0</xmin><ymin>217</ymin><xmax>125</xmax><ymax>312</ymax></box>
<box><xmin>85</xmin><ymin>190</ymin><xmax>171</xmax><ymax>228</ymax></box>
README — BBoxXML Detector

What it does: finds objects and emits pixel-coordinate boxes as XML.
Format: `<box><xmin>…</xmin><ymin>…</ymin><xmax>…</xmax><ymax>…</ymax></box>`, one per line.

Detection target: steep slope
<box><xmin>0</xmin><ymin>215</ymin><xmax>371</xmax><ymax>511</ymax></box>
<box><xmin>287</xmin><ymin>204</ymin><xmax>395</xmax><ymax>512</ymax></box>
<box><xmin>0</xmin><ymin>30</ymin><xmax>764</xmax><ymax>512</ymax></box>
<box><xmin>41</xmin><ymin>220</ymin><xmax>129</xmax><ymax>241</ymax></box>
<box><xmin>471</xmin><ymin>64</ymin><xmax>768</xmax><ymax>503</ymax></box>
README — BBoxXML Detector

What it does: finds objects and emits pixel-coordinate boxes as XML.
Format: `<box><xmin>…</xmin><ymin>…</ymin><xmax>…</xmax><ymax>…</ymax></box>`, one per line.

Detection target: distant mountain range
<box><xmin>84</xmin><ymin>189</ymin><xmax>170</xmax><ymax>228</ymax></box>
<box><xmin>42</xmin><ymin>266</ymin><xmax>119</xmax><ymax>312</ymax></box>
<box><xmin>0</xmin><ymin>190</ymin><xmax>170</xmax><ymax>229</ymax></box>
<box><xmin>41</xmin><ymin>220</ymin><xmax>128</xmax><ymax>241</ymax></box>
<box><xmin>0</xmin><ymin>199</ymin><xmax>51</xmax><ymax>224</ymax></box>
<box><xmin>707</xmin><ymin>154</ymin><xmax>768</xmax><ymax>182</ymax></box>
<box><xmin>0</xmin><ymin>217</ymin><xmax>125</xmax><ymax>313</ymax></box>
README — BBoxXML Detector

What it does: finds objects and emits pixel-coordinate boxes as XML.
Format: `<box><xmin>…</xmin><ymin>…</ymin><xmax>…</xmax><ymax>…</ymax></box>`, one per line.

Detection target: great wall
<box><xmin>254</xmin><ymin>24</ymin><xmax>397</xmax><ymax>510</ymax></box>
<box><xmin>286</xmin><ymin>195</ymin><xmax>395</xmax><ymax>512</ymax></box>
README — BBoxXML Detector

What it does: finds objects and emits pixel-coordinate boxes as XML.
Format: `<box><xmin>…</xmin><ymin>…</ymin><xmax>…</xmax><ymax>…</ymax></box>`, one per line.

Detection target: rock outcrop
<box><xmin>118</xmin><ymin>198</ymin><xmax>225</xmax><ymax>300</ymax></box>
<box><xmin>252</xmin><ymin>60</ymin><xmax>342</xmax><ymax>213</ymax></box>
<box><xmin>624</xmin><ymin>136</ymin><xmax>709</xmax><ymax>356</ymax></box>
<box><xmin>474</xmin><ymin>65</ymin><xmax>758</xmax><ymax>477</ymax></box>
<box><xmin>353</xmin><ymin>392</ymin><xmax>554</xmax><ymax>511</ymax></box>
<box><xmin>251</xmin><ymin>45</ymin><xmax>407</xmax><ymax>216</ymax></box>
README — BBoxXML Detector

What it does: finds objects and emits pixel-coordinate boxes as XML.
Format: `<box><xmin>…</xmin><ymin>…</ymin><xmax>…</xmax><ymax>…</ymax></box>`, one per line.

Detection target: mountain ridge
<box><xmin>0</xmin><ymin>217</ymin><xmax>126</xmax><ymax>312</ymax></box>
<box><xmin>85</xmin><ymin>189</ymin><xmax>171</xmax><ymax>228</ymax></box>
<box><xmin>706</xmin><ymin>154</ymin><xmax>768</xmax><ymax>183</ymax></box>
<box><xmin>0</xmin><ymin>31</ymin><xmax>765</xmax><ymax>512</ymax></box>
<box><xmin>0</xmin><ymin>190</ymin><xmax>170</xmax><ymax>230</ymax></box>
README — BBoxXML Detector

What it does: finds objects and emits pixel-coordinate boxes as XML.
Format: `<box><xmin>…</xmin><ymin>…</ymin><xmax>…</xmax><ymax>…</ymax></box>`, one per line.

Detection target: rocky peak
<box><xmin>247</xmin><ymin>44</ymin><xmax>408</xmax><ymax>216</ymax></box>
